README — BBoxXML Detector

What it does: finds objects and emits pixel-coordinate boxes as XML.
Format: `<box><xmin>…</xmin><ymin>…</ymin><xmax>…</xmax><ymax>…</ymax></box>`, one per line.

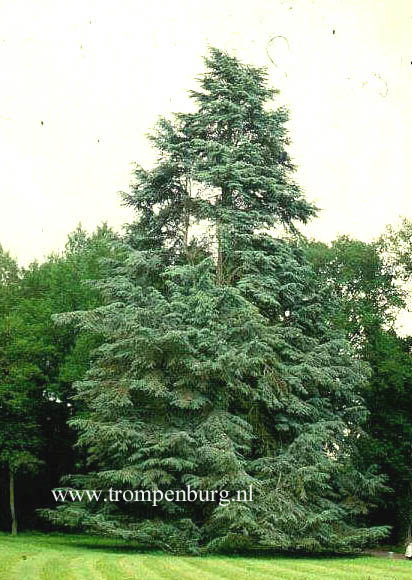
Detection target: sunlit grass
<box><xmin>0</xmin><ymin>533</ymin><xmax>410</xmax><ymax>580</ymax></box>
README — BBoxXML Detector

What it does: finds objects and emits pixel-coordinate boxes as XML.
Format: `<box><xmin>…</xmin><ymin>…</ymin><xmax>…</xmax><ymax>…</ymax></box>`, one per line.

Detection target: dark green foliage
<box><xmin>306</xmin><ymin>233</ymin><xmax>412</xmax><ymax>542</ymax></box>
<box><xmin>306</xmin><ymin>236</ymin><xmax>403</xmax><ymax>345</ymax></box>
<box><xmin>0</xmin><ymin>226</ymin><xmax>118</xmax><ymax>532</ymax></box>
<box><xmin>0</xmin><ymin>246</ymin><xmax>45</xmax><ymax>533</ymax></box>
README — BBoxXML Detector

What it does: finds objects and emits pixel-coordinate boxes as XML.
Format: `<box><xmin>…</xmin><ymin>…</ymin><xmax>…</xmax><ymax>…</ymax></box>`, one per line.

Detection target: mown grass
<box><xmin>0</xmin><ymin>533</ymin><xmax>410</xmax><ymax>579</ymax></box>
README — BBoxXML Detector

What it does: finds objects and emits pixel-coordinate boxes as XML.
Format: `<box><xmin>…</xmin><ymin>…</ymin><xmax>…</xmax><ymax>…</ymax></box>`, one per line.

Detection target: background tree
<box><xmin>0</xmin><ymin>247</ymin><xmax>45</xmax><ymax>534</ymax></box>
<box><xmin>0</xmin><ymin>225</ymin><xmax>118</xmax><ymax>532</ymax></box>
<box><xmin>306</xmin><ymin>233</ymin><xmax>412</xmax><ymax>542</ymax></box>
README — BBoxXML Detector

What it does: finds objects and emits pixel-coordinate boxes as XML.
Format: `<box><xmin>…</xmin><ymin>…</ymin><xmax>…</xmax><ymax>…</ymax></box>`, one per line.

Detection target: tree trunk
<box><xmin>216</xmin><ymin>187</ymin><xmax>229</xmax><ymax>286</ymax></box>
<box><xmin>183</xmin><ymin>209</ymin><xmax>189</xmax><ymax>253</ymax></box>
<box><xmin>216</xmin><ymin>218</ymin><xmax>223</xmax><ymax>286</ymax></box>
<box><xmin>183</xmin><ymin>178</ymin><xmax>190</xmax><ymax>255</ymax></box>
<box><xmin>9</xmin><ymin>468</ymin><xmax>17</xmax><ymax>536</ymax></box>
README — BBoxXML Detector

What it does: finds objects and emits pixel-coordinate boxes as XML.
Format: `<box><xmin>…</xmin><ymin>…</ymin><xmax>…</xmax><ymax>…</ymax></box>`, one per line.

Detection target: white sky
<box><xmin>0</xmin><ymin>0</ymin><xmax>411</xmax><ymax>266</ymax></box>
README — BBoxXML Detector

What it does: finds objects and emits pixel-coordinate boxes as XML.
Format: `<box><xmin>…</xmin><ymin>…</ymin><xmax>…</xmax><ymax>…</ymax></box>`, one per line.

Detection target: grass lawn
<box><xmin>0</xmin><ymin>533</ymin><xmax>410</xmax><ymax>580</ymax></box>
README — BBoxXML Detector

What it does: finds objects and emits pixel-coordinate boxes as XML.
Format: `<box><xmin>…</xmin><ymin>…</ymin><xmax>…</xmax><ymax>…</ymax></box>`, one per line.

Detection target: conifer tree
<box><xmin>43</xmin><ymin>48</ymin><xmax>389</xmax><ymax>553</ymax></box>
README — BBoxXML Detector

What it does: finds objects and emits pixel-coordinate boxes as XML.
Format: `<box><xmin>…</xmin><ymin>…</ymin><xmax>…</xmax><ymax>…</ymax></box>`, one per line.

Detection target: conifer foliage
<box><xmin>44</xmin><ymin>49</ymin><xmax>389</xmax><ymax>553</ymax></box>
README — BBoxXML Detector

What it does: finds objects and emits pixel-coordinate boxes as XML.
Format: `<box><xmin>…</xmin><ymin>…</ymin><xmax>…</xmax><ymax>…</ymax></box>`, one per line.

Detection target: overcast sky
<box><xmin>0</xmin><ymin>0</ymin><xmax>411</xmax><ymax>266</ymax></box>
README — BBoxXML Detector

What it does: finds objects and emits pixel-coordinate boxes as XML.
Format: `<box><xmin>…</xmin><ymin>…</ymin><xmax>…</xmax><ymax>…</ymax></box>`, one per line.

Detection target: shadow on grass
<box><xmin>0</xmin><ymin>532</ymin><xmax>380</xmax><ymax>560</ymax></box>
